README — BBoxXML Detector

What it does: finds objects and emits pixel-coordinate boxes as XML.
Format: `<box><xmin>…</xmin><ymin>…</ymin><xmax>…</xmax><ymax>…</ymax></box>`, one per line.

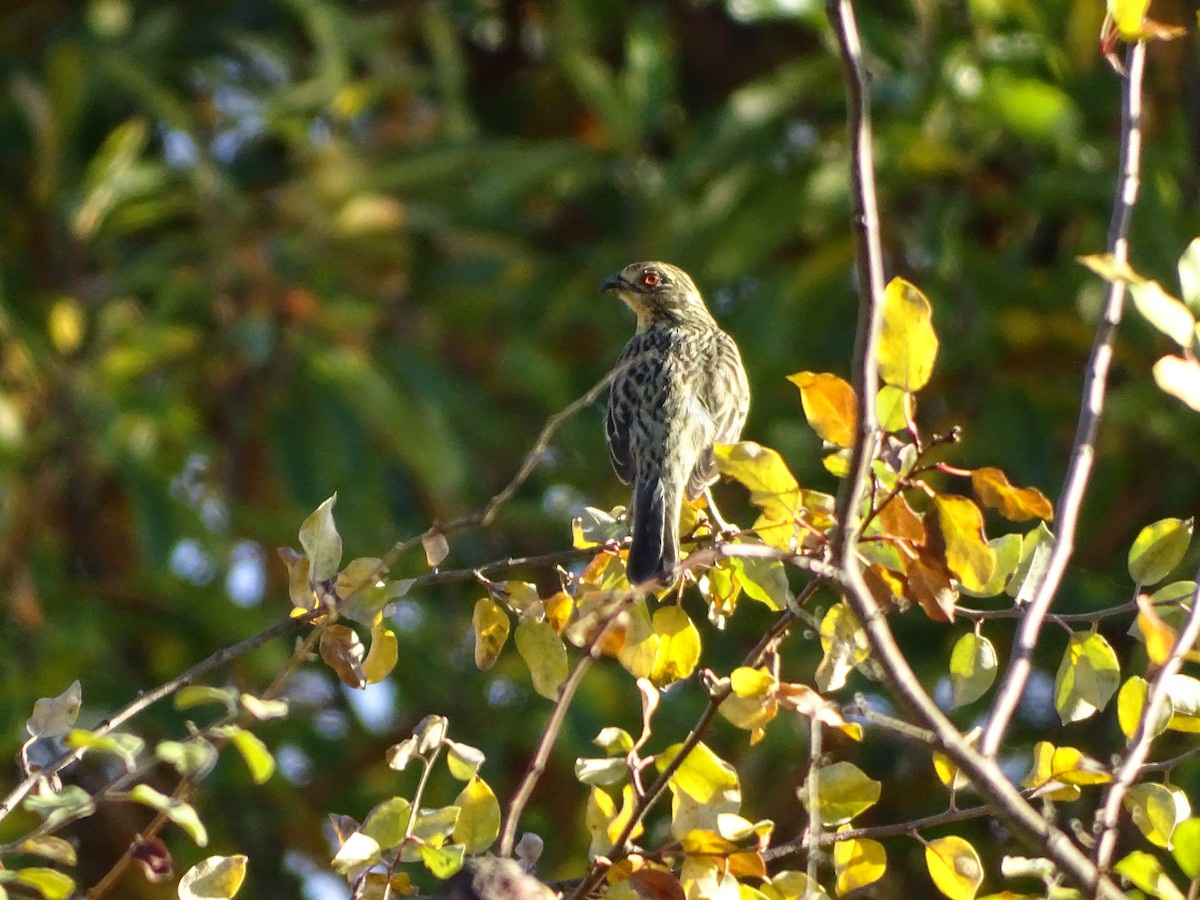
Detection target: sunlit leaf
<box><xmin>175</xmin><ymin>685</ymin><xmax>239</xmax><ymax>712</ymax></box>
<box><xmin>23</xmin><ymin>785</ymin><xmax>95</xmax><ymax>830</ymax></box>
<box><xmin>650</xmin><ymin>605</ymin><xmax>702</xmax><ymax>688</ymax></box>
<box><xmin>17</xmin><ymin>836</ymin><xmax>76</xmax><ymax>867</ymax></box>
<box><xmin>129</xmin><ymin>785</ymin><xmax>208</xmax><ymax>846</ymax></box>
<box><xmin>815</xmin><ymin>603</ymin><xmax>870</xmax><ymax>692</ymax></box>
<box><xmin>876</xmin><ymin>385</ymin><xmax>911</xmax><ymax>433</ymax></box>
<box><xmin>8</xmin><ymin>868</ymin><xmax>75</xmax><ymax>900</ymax></box>
<box><xmin>515</xmin><ymin>618</ymin><xmax>569</xmax><ymax>699</ymax></box>
<box><xmin>330</xmin><ymin>831</ymin><xmax>382</xmax><ymax>875</ymax></box>
<box><xmin>959</xmin><ymin>533</ymin><xmax>1023</xmax><ymax>598</ymax></box>
<box><xmin>1179</xmin><ymin>239</ymin><xmax>1200</xmax><ymax>315</ymax></box>
<box><xmin>210</xmin><ymin>725</ymin><xmax>275</xmax><ymax>784</ymax></box>
<box><xmin>1137</xmin><ymin>593</ymin><xmax>1179</xmax><ymax>666</ymax></box>
<box><xmin>445</xmin><ymin>740</ymin><xmax>485</xmax><ymax>781</ymax></box>
<box><xmin>712</xmin><ymin>442</ymin><xmax>803</xmax><ymax>547</ymax></box>
<box><xmin>422</xmin><ymin>530</ymin><xmax>449</xmax><ymax>568</ymax></box>
<box><xmin>1124</xmin><ymin>783</ymin><xmax>1188</xmax><ymax>849</ymax></box>
<box><xmin>925</xmin><ymin>836</ymin><xmax>983</xmax><ymax>900</ymax></box>
<box><xmin>949</xmin><ymin>633</ymin><xmax>998</xmax><ymax>708</ymax></box>
<box><xmin>299</xmin><ymin>494</ymin><xmax>342</xmax><ymax>582</ymax></box>
<box><xmin>834</xmin><ymin>831</ymin><xmax>886</xmax><ymax>894</ymax></box>
<box><xmin>931</xmin><ymin>495</ymin><xmax>996</xmax><ymax>594</ymax></box>
<box><xmin>1129</xmin><ymin>518</ymin><xmax>1193</xmax><ymax>586</ymax></box>
<box><xmin>472</xmin><ymin>597</ymin><xmax>511</xmax><ymax>670</ymax></box>
<box><xmin>418</xmin><ymin>842</ymin><xmax>465</xmax><ymax>879</ymax></box>
<box><xmin>1118</xmin><ymin>675</ymin><xmax>1172</xmax><ymax>740</ymax></box>
<box><xmin>1154</xmin><ymin>356</ymin><xmax>1200</xmax><ymax>413</ymax></box>
<box><xmin>1114</xmin><ymin>850</ymin><xmax>1185</xmax><ymax>900</ymax></box>
<box><xmin>65</xmin><ymin>729</ymin><xmax>143</xmax><ymax>768</ymax></box>
<box><xmin>1172</xmin><ymin>818</ymin><xmax>1200</xmax><ymax>878</ymax></box>
<box><xmin>1131</xmin><ymin>280</ymin><xmax>1196</xmax><ymax>346</ymax></box>
<box><xmin>877</xmin><ymin>277</ymin><xmax>939</xmax><ymax>391</ymax></box>
<box><xmin>363</xmin><ymin>617</ymin><xmax>399</xmax><ymax>683</ymax></box>
<box><xmin>1007</xmin><ymin>522</ymin><xmax>1055</xmax><ymax>601</ymax></box>
<box><xmin>1053</xmin><ymin>631</ymin><xmax>1120</xmax><ymax>723</ymax></box>
<box><xmin>800</xmin><ymin>761</ymin><xmax>881</xmax><ymax>826</ymax></box>
<box><xmin>761</xmin><ymin>870</ymin><xmax>831</xmax><ymax>900</ymax></box>
<box><xmin>788</xmin><ymin>371</ymin><xmax>856</xmax><ymax>447</ymax></box>
<box><xmin>970</xmin><ymin>468</ymin><xmax>1053</xmax><ymax>522</ymax></box>
<box><xmin>452</xmin><ymin>776</ymin><xmax>500</xmax><ymax>854</ymax></box>
<box><xmin>905</xmin><ymin>552</ymin><xmax>958</xmax><ymax>622</ymax></box>
<box><xmin>361</xmin><ymin>796</ymin><xmax>413</xmax><ymax>850</ymax></box>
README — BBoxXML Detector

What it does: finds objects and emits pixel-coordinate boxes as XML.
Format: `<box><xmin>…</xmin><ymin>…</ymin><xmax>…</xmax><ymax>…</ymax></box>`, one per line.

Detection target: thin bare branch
<box><xmin>980</xmin><ymin>39</ymin><xmax>1147</xmax><ymax>759</ymax></box>
<box><xmin>1093</xmin><ymin>570</ymin><xmax>1200</xmax><ymax>871</ymax></box>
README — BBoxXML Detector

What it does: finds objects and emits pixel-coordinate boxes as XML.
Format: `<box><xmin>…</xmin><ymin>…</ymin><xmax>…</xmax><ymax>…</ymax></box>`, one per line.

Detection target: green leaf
<box><xmin>65</xmin><ymin>729</ymin><xmax>144</xmax><ymax>768</ymax></box>
<box><xmin>211</xmin><ymin>725</ymin><xmax>275</xmax><ymax>784</ymax></box>
<box><xmin>10</xmin><ymin>868</ymin><xmax>75</xmax><ymax>900</ymax></box>
<box><xmin>23</xmin><ymin>785</ymin><xmax>95</xmax><ymax>830</ymax></box>
<box><xmin>299</xmin><ymin>493</ymin><xmax>342</xmax><ymax>582</ymax></box>
<box><xmin>178</xmin><ymin>855</ymin><xmax>247</xmax><ymax>900</ymax></box>
<box><xmin>445</xmin><ymin>739</ymin><xmax>485</xmax><ymax>780</ymax></box>
<box><xmin>1129</xmin><ymin>518</ymin><xmax>1193</xmax><ymax>586</ymax></box>
<box><xmin>175</xmin><ymin>685</ymin><xmax>239</xmax><ymax>712</ymax></box>
<box><xmin>949</xmin><ymin>633</ymin><xmax>998</xmax><ymax>708</ymax></box>
<box><xmin>801</xmin><ymin>761</ymin><xmax>881</xmax><ymax>826</ymax></box>
<box><xmin>451</xmin><ymin>776</ymin><xmax>500</xmax><ymax>854</ymax></box>
<box><xmin>1114</xmin><ymin>850</ymin><xmax>1185</xmax><ymax>900</ymax></box>
<box><xmin>877</xmin><ymin>277</ymin><xmax>939</xmax><ymax>391</ymax></box>
<box><xmin>128</xmin><ymin>785</ymin><xmax>208</xmax><ymax>846</ymax></box>
<box><xmin>155</xmin><ymin>738</ymin><xmax>218</xmax><ymax>777</ymax></box>
<box><xmin>361</xmin><ymin>796</ymin><xmax>413</xmax><ymax>851</ymax></box>
<box><xmin>730</xmin><ymin>553</ymin><xmax>789</xmax><ymax>611</ymax></box>
<box><xmin>16</xmin><ymin>836</ymin><xmax>76</xmax><ymax>866</ymax></box>
<box><xmin>514</xmin><ymin>618</ymin><xmax>568</xmax><ymax>700</ymax></box>
<box><xmin>1007</xmin><ymin>522</ymin><xmax>1055</xmax><ymax>600</ymax></box>
<box><xmin>1124</xmin><ymin>783</ymin><xmax>1188</xmax><ymax>848</ymax></box>
<box><xmin>1053</xmin><ymin>632</ymin><xmax>1120</xmax><ymax>724</ymax></box>
<box><xmin>657</xmin><ymin>741</ymin><xmax>740</xmax><ymax>805</ymax></box>
<box><xmin>1172</xmin><ymin>817</ymin><xmax>1200</xmax><ymax>878</ymax></box>
<box><xmin>418</xmin><ymin>843</ymin><xmax>465</xmax><ymax>879</ymax></box>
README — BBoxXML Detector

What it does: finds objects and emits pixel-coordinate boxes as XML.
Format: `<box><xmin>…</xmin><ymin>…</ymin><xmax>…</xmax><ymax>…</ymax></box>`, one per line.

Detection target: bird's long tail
<box><xmin>627</xmin><ymin>476</ymin><xmax>681</xmax><ymax>584</ymax></box>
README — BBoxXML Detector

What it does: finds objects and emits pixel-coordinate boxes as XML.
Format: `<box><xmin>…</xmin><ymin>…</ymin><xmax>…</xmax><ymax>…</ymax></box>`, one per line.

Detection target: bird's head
<box><xmin>602</xmin><ymin>261</ymin><xmax>709</xmax><ymax>328</ymax></box>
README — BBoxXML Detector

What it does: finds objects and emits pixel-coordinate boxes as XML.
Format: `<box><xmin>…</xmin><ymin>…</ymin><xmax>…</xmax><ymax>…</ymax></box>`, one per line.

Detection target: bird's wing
<box><xmin>687</xmin><ymin>332</ymin><xmax>750</xmax><ymax>498</ymax></box>
<box><xmin>606</xmin><ymin>391</ymin><xmax>634</xmax><ymax>484</ymax></box>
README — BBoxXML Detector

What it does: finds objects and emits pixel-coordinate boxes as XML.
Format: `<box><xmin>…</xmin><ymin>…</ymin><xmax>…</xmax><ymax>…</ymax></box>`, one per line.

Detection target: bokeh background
<box><xmin>2</xmin><ymin>0</ymin><xmax>1199</xmax><ymax>896</ymax></box>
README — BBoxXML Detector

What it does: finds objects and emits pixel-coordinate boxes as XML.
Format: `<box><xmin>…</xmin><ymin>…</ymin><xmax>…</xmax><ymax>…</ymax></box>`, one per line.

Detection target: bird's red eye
<box><xmin>642</xmin><ymin>271</ymin><xmax>661</xmax><ymax>287</ymax></box>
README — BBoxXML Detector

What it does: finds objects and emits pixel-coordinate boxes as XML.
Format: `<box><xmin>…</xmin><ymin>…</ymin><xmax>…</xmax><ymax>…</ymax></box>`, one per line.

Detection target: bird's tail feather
<box><xmin>627</xmin><ymin>478</ymin><xmax>680</xmax><ymax>584</ymax></box>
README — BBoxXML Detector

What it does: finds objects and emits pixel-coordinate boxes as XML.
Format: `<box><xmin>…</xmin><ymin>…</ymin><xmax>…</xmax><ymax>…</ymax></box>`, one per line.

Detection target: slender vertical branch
<box><xmin>980</xmin><ymin>39</ymin><xmax>1147</xmax><ymax>758</ymax></box>
<box><xmin>805</xmin><ymin>719</ymin><xmax>824</xmax><ymax>890</ymax></box>
<box><xmin>828</xmin><ymin>0</ymin><xmax>887</xmax><ymax>563</ymax></box>
<box><xmin>1093</xmin><ymin>574</ymin><xmax>1200</xmax><ymax>871</ymax></box>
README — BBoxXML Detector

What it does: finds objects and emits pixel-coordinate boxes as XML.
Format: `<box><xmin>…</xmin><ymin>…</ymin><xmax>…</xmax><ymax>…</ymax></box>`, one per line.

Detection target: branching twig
<box><xmin>568</xmin><ymin>580</ymin><xmax>819</xmax><ymax>900</ymax></box>
<box><xmin>1093</xmin><ymin>571</ymin><xmax>1200</xmax><ymax>871</ymax></box>
<box><xmin>980</xmin><ymin>39</ymin><xmax>1147</xmax><ymax>759</ymax></box>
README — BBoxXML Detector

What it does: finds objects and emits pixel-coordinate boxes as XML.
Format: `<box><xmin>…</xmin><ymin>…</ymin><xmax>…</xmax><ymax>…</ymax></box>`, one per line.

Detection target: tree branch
<box><xmin>980</xmin><ymin>38</ymin><xmax>1147</xmax><ymax>759</ymax></box>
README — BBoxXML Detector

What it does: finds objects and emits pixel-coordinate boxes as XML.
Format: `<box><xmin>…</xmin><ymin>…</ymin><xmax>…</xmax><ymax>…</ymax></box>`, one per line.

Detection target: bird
<box><xmin>603</xmin><ymin>261</ymin><xmax>750</xmax><ymax>585</ymax></box>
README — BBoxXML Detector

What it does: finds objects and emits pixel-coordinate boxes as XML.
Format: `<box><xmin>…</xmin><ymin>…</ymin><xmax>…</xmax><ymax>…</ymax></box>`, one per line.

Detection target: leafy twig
<box><xmin>980</xmin><ymin>38</ymin><xmax>1147</xmax><ymax>759</ymax></box>
<box><xmin>824</xmin><ymin>2</ymin><xmax>1125</xmax><ymax>895</ymax></box>
<box><xmin>1092</xmin><ymin>570</ymin><xmax>1200</xmax><ymax>870</ymax></box>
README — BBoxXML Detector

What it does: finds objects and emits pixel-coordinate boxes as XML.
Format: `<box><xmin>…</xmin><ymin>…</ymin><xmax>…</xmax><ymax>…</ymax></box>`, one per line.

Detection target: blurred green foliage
<box><xmin>1</xmin><ymin>0</ymin><xmax>1199</xmax><ymax>895</ymax></box>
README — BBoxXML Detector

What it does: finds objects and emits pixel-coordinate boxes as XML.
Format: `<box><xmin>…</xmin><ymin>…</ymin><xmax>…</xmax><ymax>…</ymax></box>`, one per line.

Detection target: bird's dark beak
<box><xmin>602</xmin><ymin>272</ymin><xmax>631</xmax><ymax>293</ymax></box>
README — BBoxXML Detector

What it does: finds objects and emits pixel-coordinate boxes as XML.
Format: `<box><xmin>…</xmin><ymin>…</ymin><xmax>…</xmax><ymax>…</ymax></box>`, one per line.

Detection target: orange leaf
<box><xmin>788</xmin><ymin>371</ymin><xmax>858</xmax><ymax>448</ymax></box>
<box><xmin>970</xmin><ymin>467</ymin><xmax>1054</xmax><ymax>521</ymax></box>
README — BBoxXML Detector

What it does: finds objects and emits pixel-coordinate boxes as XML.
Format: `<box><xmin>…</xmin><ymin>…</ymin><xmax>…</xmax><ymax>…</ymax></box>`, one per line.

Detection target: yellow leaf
<box><xmin>1114</xmin><ymin>850</ymin><xmax>1186</xmax><ymax>900</ymax></box>
<box><xmin>970</xmin><ymin>468</ymin><xmax>1054</xmax><ymax>522</ymax></box>
<box><xmin>926</xmin><ymin>836</ymin><xmax>983</xmax><ymax>900</ymax></box>
<box><xmin>658</xmin><ymin>741</ymin><xmax>740</xmax><ymax>805</ymax></box>
<box><xmin>876</xmin><ymin>384</ymin><xmax>911</xmax><ymax>433</ymax></box>
<box><xmin>472</xmin><ymin>598</ymin><xmax>510</xmax><ymax>670</ymax></box>
<box><xmin>514</xmin><ymin>619</ymin><xmax>568</xmax><ymax>700</ymax></box>
<box><xmin>815</xmin><ymin>603</ymin><xmax>870</xmax><ymax>692</ymax></box>
<box><xmin>877</xmin><ymin>277</ymin><xmax>939</xmax><ymax>391</ymax></box>
<box><xmin>650</xmin><ymin>606</ymin><xmax>701</xmax><ymax>688</ymax></box>
<box><xmin>586</xmin><ymin>785</ymin><xmax>642</xmax><ymax>859</ymax></box>
<box><xmin>451</xmin><ymin>776</ymin><xmax>501</xmax><ymax>854</ymax></box>
<box><xmin>713</xmin><ymin>442</ymin><xmax>803</xmax><ymax>549</ymax></box>
<box><xmin>931</xmin><ymin>495</ymin><xmax>996</xmax><ymax>594</ymax></box>
<box><xmin>1137</xmin><ymin>593</ymin><xmax>1179</xmax><ymax>665</ymax></box>
<box><xmin>788</xmin><ymin>371</ymin><xmax>857</xmax><ymax>447</ymax></box>
<box><xmin>1118</xmin><ymin>676</ymin><xmax>1174</xmax><ymax>740</ymax></box>
<box><xmin>1131</xmin><ymin>281</ymin><xmax>1196</xmax><ymax>346</ymax></box>
<box><xmin>834</xmin><ymin>831</ymin><xmax>886</xmax><ymax>894</ymax></box>
<box><xmin>363</xmin><ymin>618</ymin><xmax>398</xmax><ymax>684</ymax></box>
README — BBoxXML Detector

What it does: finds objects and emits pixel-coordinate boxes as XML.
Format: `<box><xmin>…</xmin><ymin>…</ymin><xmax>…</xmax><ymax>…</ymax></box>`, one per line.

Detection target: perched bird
<box><xmin>603</xmin><ymin>261</ymin><xmax>750</xmax><ymax>584</ymax></box>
